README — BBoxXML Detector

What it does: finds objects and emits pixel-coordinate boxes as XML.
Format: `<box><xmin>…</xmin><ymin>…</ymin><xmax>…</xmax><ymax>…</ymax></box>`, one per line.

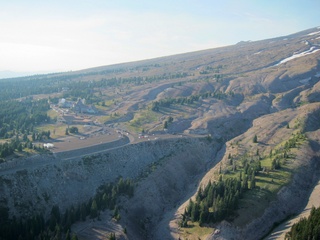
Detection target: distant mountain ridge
<box><xmin>0</xmin><ymin>70</ymin><xmax>54</xmax><ymax>80</ymax></box>
<box><xmin>1</xmin><ymin>26</ymin><xmax>319</xmax><ymax>81</ymax></box>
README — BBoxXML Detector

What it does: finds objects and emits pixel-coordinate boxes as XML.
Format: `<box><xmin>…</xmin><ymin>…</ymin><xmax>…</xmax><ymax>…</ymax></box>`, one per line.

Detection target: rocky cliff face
<box><xmin>0</xmin><ymin>137</ymin><xmax>216</xmax><ymax>220</ymax></box>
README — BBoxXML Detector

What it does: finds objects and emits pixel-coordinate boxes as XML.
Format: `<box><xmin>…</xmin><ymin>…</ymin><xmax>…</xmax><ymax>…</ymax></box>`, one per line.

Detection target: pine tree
<box><xmin>253</xmin><ymin>134</ymin><xmax>258</xmax><ymax>143</ymax></box>
<box><xmin>250</xmin><ymin>178</ymin><xmax>256</xmax><ymax>189</ymax></box>
<box><xmin>66</xmin><ymin>229</ymin><xmax>71</xmax><ymax>240</ymax></box>
<box><xmin>90</xmin><ymin>200</ymin><xmax>98</xmax><ymax>218</ymax></box>
<box><xmin>242</xmin><ymin>175</ymin><xmax>248</xmax><ymax>190</ymax></box>
<box><xmin>191</xmin><ymin>202</ymin><xmax>200</xmax><ymax>222</ymax></box>
<box><xmin>71</xmin><ymin>234</ymin><xmax>78</xmax><ymax>240</ymax></box>
<box><xmin>163</xmin><ymin>121</ymin><xmax>168</xmax><ymax>129</ymax></box>
<box><xmin>109</xmin><ymin>232</ymin><xmax>116</xmax><ymax>240</ymax></box>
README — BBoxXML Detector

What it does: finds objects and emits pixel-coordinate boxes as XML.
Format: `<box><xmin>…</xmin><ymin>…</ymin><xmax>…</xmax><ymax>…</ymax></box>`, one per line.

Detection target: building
<box><xmin>73</xmin><ymin>98</ymin><xmax>98</xmax><ymax>114</ymax></box>
<box><xmin>58</xmin><ymin>98</ymin><xmax>98</xmax><ymax>114</ymax></box>
<box><xmin>43</xmin><ymin>143</ymin><xmax>54</xmax><ymax>148</ymax></box>
<box><xmin>58</xmin><ymin>98</ymin><xmax>73</xmax><ymax>108</ymax></box>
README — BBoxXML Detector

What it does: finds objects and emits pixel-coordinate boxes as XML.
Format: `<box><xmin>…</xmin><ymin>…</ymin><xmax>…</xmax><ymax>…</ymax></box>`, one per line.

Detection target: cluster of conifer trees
<box><xmin>181</xmin><ymin>177</ymin><xmax>243</xmax><ymax>226</ymax></box>
<box><xmin>180</xmin><ymin>163</ymin><xmax>261</xmax><ymax>228</ymax></box>
<box><xmin>0</xmin><ymin>98</ymin><xmax>50</xmax><ymax>138</ymax></box>
<box><xmin>0</xmin><ymin>98</ymin><xmax>51</xmax><ymax>159</ymax></box>
<box><xmin>151</xmin><ymin>90</ymin><xmax>233</xmax><ymax>111</ymax></box>
<box><xmin>0</xmin><ymin>178</ymin><xmax>134</xmax><ymax>240</ymax></box>
<box><xmin>285</xmin><ymin>206</ymin><xmax>320</xmax><ymax>240</ymax></box>
<box><xmin>181</xmin><ymin>130</ymin><xmax>307</xmax><ymax>228</ymax></box>
<box><xmin>0</xmin><ymin>67</ymin><xmax>190</xmax><ymax>101</ymax></box>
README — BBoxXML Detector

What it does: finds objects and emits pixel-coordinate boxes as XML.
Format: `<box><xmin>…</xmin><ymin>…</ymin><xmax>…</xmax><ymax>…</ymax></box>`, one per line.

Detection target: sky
<box><xmin>0</xmin><ymin>0</ymin><xmax>319</xmax><ymax>77</ymax></box>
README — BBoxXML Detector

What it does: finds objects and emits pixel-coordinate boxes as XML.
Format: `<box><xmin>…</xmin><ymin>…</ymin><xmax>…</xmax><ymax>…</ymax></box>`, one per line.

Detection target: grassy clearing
<box><xmin>180</xmin><ymin>222</ymin><xmax>214</xmax><ymax>240</ymax></box>
<box><xmin>129</xmin><ymin>109</ymin><xmax>161</xmax><ymax>130</ymax></box>
<box><xmin>35</xmin><ymin>124</ymin><xmax>89</xmax><ymax>138</ymax></box>
<box><xmin>234</xmin><ymin>188</ymin><xmax>275</xmax><ymax>227</ymax></box>
<box><xmin>35</xmin><ymin>124</ymin><xmax>66</xmax><ymax>138</ymax></box>
<box><xmin>233</xmin><ymin>166</ymin><xmax>293</xmax><ymax>227</ymax></box>
<box><xmin>231</xmin><ymin>132</ymin><xmax>305</xmax><ymax>226</ymax></box>
<box><xmin>94</xmin><ymin>104</ymin><xmax>109</xmax><ymax>111</ymax></box>
<box><xmin>163</xmin><ymin>104</ymin><xmax>198</xmax><ymax>116</ymax></box>
<box><xmin>104</xmin><ymin>99</ymin><xmax>116</xmax><ymax>107</ymax></box>
<box><xmin>47</xmin><ymin>109</ymin><xmax>59</xmax><ymax>119</ymax></box>
<box><xmin>97</xmin><ymin>115</ymin><xmax>113</xmax><ymax>123</ymax></box>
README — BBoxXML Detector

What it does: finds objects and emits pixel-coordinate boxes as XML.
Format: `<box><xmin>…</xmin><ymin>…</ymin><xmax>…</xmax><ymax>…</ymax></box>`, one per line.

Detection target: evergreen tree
<box><xmin>71</xmin><ymin>234</ymin><xmax>79</xmax><ymax>240</ymax></box>
<box><xmin>286</xmin><ymin>206</ymin><xmax>320</xmax><ymax>240</ymax></box>
<box><xmin>109</xmin><ymin>232</ymin><xmax>116</xmax><ymax>240</ymax></box>
<box><xmin>90</xmin><ymin>200</ymin><xmax>98</xmax><ymax>218</ymax></box>
<box><xmin>191</xmin><ymin>202</ymin><xmax>200</xmax><ymax>222</ymax></box>
<box><xmin>242</xmin><ymin>175</ymin><xmax>248</xmax><ymax>190</ymax></box>
<box><xmin>250</xmin><ymin>178</ymin><xmax>256</xmax><ymax>189</ymax></box>
<box><xmin>65</xmin><ymin>230</ymin><xmax>71</xmax><ymax>240</ymax></box>
<box><xmin>253</xmin><ymin>134</ymin><xmax>258</xmax><ymax>143</ymax></box>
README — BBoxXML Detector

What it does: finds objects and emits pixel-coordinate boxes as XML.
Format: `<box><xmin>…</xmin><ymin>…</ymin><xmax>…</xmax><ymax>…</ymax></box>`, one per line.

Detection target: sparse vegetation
<box><xmin>0</xmin><ymin>178</ymin><xmax>134</xmax><ymax>240</ymax></box>
<box><xmin>181</xmin><ymin>126</ymin><xmax>308</xmax><ymax>233</ymax></box>
<box><xmin>0</xmin><ymin>27</ymin><xmax>319</xmax><ymax>240</ymax></box>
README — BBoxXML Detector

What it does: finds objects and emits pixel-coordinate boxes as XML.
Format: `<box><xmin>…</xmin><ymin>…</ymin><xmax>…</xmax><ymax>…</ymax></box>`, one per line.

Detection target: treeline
<box><xmin>0</xmin><ymin>137</ymin><xmax>30</xmax><ymax>159</ymax></box>
<box><xmin>60</xmin><ymin>73</ymin><xmax>190</xmax><ymax>105</ymax></box>
<box><xmin>285</xmin><ymin>206</ymin><xmax>320</xmax><ymax>240</ymax></box>
<box><xmin>267</xmin><ymin>131</ymin><xmax>306</xmax><ymax>171</ymax></box>
<box><xmin>0</xmin><ymin>178</ymin><xmax>134</xmax><ymax>240</ymax></box>
<box><xmin>0</xmin><ymin>130</ymin><xmax>52</xmax><ymax>159</ymax></box>
<box><xmin>0</xmin><ymin>98</ymin><xmax>52</xmax><ymax>159</ymax></box>
<box><xmin>181</xmin><ymin>131</ymin><xmax>306</xmax><ymax>227</ymax></box>
<box><xmin>151</xmin><ymin>90</ymin><xmax>234</xmax><ymax>111</ymax></box>
<box><xmin>0</xmin><ymin>69</ymin><xmax>189</xmax><ymax>102</ymax></box>
<box><xmin>97</xmin><ymin>72</ymin><xmax>189</xmax><ymax>89</ymax></box>
<box><xmin>0</xmin><ymin>98</ymin><xmax>50</xmax><ymax>139</ymax></box>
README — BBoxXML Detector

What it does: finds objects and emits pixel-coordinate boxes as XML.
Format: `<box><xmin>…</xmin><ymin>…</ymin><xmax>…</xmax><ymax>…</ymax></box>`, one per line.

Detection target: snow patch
<box><xmin>307</xmin><ymin>31</ymin><xmax>320</xmax><ymax>36</ymax></box>
<box><xmin>274</xmin><ymin>46</ymin><xmax>320</xmax><ymax>66</ymax></box>
<box><xmin>254</xmin><ymin>51</ymin><xmax>262</xmax><ymax>55</ymax></box>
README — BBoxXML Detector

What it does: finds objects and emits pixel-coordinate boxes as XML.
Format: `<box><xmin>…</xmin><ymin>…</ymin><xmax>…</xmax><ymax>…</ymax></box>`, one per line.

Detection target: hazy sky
<box><xmin>1</xmin><ymin>0</ymin><xmax>319</xmax><ymax>74</ymax></box>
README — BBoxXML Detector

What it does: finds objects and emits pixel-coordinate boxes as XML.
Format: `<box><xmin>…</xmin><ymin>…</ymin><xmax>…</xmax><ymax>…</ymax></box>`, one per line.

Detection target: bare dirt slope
<box><xmin>265</xmin><ymin>178</ymin><xmax>320</xmax><ymax>240</ymax></box>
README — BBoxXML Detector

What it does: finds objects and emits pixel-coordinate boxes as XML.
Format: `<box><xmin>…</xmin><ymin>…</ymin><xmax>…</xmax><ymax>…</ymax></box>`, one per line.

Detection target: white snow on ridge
<box><xmin>307</xmin><ymin>31</ymin><xmax>320</xmax><ymax>36</ymax></box>
<box><xmin>274</xmin><ymin>46</ymin><xmax>320</xmax><ymax>66</ymax></box>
